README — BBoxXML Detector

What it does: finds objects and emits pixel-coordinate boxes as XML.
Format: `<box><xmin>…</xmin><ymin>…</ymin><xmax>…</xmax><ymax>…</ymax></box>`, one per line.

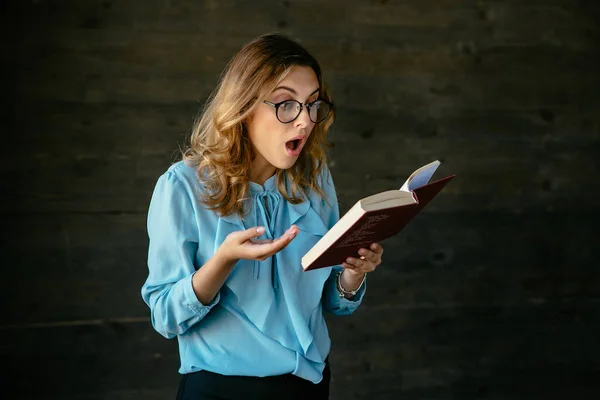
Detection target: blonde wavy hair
<box><xmin>182</xmin><ymin>33</ymin><xmax>335</xmax><ymax>218</ymax></box>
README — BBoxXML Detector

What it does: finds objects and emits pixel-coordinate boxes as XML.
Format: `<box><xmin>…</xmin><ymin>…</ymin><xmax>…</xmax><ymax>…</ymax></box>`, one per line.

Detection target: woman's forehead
<box><xmin>272</xmin><ymin>66</ymin><xmax>319</xmax><ymax>95</ymax></box>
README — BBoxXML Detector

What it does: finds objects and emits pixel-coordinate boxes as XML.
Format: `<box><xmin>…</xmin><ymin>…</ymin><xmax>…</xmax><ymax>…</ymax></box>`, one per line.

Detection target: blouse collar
<box><xmin>248</xmin><ymin>173</ymin><xmax>278</xmax><ymax>194</ymax></box>
<box><xmin>220</xmin><ymin>172</ymin><xmax>311</xmax><ymax>230</ymax></box>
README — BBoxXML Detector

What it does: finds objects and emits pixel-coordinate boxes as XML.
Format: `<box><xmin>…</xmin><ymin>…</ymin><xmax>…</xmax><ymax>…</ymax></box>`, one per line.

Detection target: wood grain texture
<box><xmin>2</xmin><ymin>0</ymin><xmax>599</xmax><ymax>398</ymax></box>
<box><xmin>1</xmin><ymin>212</ymin><xmax>597</xmax><ymax>326</ymax></box>
<box><xmin>1</xmin><ymin>302</ymin><xmax>598</xmax><ymax>399</ymax></box>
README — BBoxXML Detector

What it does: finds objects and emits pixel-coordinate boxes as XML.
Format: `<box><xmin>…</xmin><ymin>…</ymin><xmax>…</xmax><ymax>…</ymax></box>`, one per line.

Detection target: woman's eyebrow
<box><xmin>273</xmin><ymin>86</ymin><xmax>320</xmax><ymax>97</ymax></box>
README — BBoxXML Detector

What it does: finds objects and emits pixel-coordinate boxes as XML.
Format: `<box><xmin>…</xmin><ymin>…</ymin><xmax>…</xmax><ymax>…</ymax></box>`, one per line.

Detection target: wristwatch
<box><xmin>336</xmin><ymin>270</ymin><xmax>366</xmax><ymax>298</ymax></box>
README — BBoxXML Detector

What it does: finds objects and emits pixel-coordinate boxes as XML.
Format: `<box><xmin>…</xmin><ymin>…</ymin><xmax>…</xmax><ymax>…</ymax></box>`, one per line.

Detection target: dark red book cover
<box><xmin>303</xmin><ymin>175</ymin><xmax>455</xmax><ymax>271</ymax></box>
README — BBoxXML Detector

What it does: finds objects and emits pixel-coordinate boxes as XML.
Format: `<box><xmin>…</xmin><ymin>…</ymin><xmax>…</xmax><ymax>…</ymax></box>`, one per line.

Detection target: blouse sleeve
<box><xmin>317</xmin><ymin>166</ymin><xmax>367</xmax><ymax>315</ymax></box>
<box><xmin>141</xmin><ymin>171</ymin><xmax>220</xmax><ymax>339</ymax></box>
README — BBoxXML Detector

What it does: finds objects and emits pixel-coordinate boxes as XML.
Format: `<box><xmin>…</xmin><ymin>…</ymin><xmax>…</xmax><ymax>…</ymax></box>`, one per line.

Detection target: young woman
<box><xmin>141</xmin><ymin>33</ymin><xmax>383</xmax><ymax>400</ymax></box>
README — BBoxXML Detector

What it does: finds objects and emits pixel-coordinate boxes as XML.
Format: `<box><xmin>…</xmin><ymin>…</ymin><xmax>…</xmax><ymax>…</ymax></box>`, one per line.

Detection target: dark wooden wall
<box><xmin>2</xmin><ymin>1</ymin><xmax>599</xmax><ymax>399</ymax></box>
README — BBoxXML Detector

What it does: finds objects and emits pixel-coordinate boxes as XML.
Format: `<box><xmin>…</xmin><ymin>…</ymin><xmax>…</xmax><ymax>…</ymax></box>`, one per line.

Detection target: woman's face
<box><xmin>246</xmin><ymin>65</ymin><xmax>319</xmax><ymax>183</ymax></box>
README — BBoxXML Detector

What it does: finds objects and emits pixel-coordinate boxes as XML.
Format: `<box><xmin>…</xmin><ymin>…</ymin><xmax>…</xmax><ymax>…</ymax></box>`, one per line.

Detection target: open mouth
<box><xmin>285</xmin><ymin>139</ymin><xmax>301</xmax><ymax>151</ymax></box>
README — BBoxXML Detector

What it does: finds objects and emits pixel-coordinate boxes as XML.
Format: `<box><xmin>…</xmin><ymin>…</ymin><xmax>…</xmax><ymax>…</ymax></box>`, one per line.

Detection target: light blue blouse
<box><xmin>141</xmin><ymin>160</ymin><xmax>366</xmax><ymax>384</ymax></box>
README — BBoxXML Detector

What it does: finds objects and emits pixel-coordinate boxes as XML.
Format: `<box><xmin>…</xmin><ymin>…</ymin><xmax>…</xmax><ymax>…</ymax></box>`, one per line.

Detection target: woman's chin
<box><xmin>273</xmin><ymin>152</ymin><xmax>300</xmax><ymax>169</ymax></box>
<box><xmin>277</xmin><ymin>160</ymin><xmax>297</xmax><ymax>170</ymax></box>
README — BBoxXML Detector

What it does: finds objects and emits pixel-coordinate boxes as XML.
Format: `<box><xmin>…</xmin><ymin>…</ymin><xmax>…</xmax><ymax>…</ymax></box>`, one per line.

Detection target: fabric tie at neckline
<box><xmin>253</xmin><ymin>190</ymin><xmax>281</xmax><ymax>288</ymax></box>
<box><xmin>248</xmin><ymin>173</ymin><xmax>278</xmax><ymax>194</ymax></box>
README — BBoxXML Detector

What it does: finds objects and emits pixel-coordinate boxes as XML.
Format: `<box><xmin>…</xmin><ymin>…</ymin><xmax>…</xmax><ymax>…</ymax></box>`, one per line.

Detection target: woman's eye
<box><xmin>281</xmin><ymin>101</ymin><xmax>296</xmax><ymax>111</ymax></box>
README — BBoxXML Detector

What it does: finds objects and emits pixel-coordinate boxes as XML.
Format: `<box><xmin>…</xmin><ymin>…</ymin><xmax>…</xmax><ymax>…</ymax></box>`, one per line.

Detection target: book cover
<box><xmin>301</xmin><ymin>168</ymin><xmax>454</xmax><ymax>271</ymax></box>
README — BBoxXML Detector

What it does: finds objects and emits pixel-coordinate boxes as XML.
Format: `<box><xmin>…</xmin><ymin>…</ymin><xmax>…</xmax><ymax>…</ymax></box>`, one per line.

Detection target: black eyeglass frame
<box><xmin>263</xmin><ymin>99</ymin><xmax>333</xmax><ymax>124</ymax></box>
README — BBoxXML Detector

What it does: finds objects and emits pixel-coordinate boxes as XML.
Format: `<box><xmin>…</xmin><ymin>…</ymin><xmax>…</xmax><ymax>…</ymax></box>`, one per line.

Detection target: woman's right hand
<box><xmin>217</xmin><ymin>225</ymin><xmax>299</xmax><ymax>263</ymax></box>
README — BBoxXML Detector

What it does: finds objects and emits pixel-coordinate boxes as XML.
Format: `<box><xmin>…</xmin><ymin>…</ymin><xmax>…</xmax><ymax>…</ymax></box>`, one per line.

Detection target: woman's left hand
<box><xmin>342</xmin><ymin>243</ymin><xmax>383</xmax><ymax>276</ymax></box>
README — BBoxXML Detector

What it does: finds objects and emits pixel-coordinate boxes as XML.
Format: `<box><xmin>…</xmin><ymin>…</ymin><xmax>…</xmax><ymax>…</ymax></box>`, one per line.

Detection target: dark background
<box><xmin>1</xmin><ymin>1</ymin><xmax>599</xmax><ymax>399</ymax></box>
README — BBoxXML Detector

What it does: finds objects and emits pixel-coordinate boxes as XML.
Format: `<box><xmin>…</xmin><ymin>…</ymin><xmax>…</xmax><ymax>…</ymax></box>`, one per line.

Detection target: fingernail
<box><xmin>359</xmin><ymin>249</ymin><xmax>366</xmax><ymax>255</ymax></box>
<box><xmin>347</xmin><ymin>257</ymin><xmax>354</xmax><ymax>263</ymax></box>
<box><xmin>257</xmin><ymin>227</ymin><xmax>265</xmax><ymax>234</ymax></box>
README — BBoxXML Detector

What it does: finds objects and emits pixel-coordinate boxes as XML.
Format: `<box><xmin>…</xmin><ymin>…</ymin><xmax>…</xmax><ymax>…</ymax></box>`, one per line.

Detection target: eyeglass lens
<box><xmin>278</xmin><ymin>100</ymin><xmax>331</xmax><ymax>123</ymax></box>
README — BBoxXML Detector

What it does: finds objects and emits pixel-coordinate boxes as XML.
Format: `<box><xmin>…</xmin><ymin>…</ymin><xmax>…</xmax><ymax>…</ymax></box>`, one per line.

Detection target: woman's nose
<box><xmin>295</xmin><ymin>104</ymin><xmax>313</xmax><ymax>127</ymax></box>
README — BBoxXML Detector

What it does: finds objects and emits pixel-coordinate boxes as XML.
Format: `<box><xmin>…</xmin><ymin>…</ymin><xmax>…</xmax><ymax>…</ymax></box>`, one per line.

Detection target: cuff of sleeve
<box><xmin>182</xmin><ymin>272</ymin><xmax>221</xmax><ymax>316</ymax></box>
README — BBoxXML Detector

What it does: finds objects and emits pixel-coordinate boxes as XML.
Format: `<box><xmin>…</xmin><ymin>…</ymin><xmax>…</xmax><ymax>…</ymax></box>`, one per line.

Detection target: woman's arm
<box><xmin>322</xmin><ymin>267</ymin><xmax>367</xmax><ymax>315</ymax></box>
<box><xmin>141</xmin><ymin>171</ymin><xmax>223</xmax><ymax>339</ymax></box>
<box><xmin>316</xmin><ymin>165</ymin><xmax>368</xmax><ymax>315</ymax></box>
<box><xmin>142</xmin><ymin>171</ymin><xmax>300</xmax><ymax>338</ymax></box>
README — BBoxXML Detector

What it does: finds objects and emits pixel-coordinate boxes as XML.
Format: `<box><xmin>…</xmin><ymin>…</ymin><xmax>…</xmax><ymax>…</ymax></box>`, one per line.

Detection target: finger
<box><xmin>283</xmin><ymin>225</ymin><xmax>299</xmax><ymax>236</ymax></box>
<box><xmin>346</xmin><ymin>256</ymin><xmax>378</xmax><ymax>273</ymax></box>
<box><xmin>247</xmin><ymin>225</ymin><xmax>297</xmax><ymax>246</ymax></box>
<box><xmin>343</xmin><ymin>264</ymin><xmax>368</xmax><ymax>278</ymax></box>
<box><xmin>358</xmin><ymin>248</ymin><xmax>378</xmax><ymax>263</ymax></box>
<box><xmin>238</xmin><ymin>226</ymin><xmax>267</xmax><ymax>243</ymax></box>
<box><xmin>341</xmin><ymin>262</ymin><xmax>358</xmax><ymax>271</ymax></box>
<box><xmin>342</xmin><ymin>261</ymin><xmax>362</xmax><ymax>271</ymax></box>
<box><xmin>250</xmin><ymin>230</ymin><xmax>297</xmax><ymax>258</ymax></box>
<box><xmin>250</xmin><ymin>239</ymin><xmax>274</xmax><ymax>244</ymax></box>
<box><xmin>345</xmin><ymin>256</ymin><xmax>365</xmax><ymax>269</ymax></box>
<box><xmin>268</xmin><ymin>226</ymin><xmax>299</xmax><ymax>248</ymax></box>
<box><xmin>370</xmin><ymin>243</ymin><xmax>383</xmax><ymax>255</ymax></box>
<box><xmin>272</xmin><ymin>230</ymin><xmax>298</xmax><ymax>249</ymax></box>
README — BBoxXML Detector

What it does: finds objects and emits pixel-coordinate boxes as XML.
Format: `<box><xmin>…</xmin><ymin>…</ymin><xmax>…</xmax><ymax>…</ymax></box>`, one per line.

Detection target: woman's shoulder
<box><xmin>150</xmin><ymin>160</ymin><xmax>210</xmax><ymax>208</ymax></box>
<box><xmin>161</xmin><ymin>160</ymin><xmax>204</xmax><ymax>190</ymax></box>
<box><xmin>164</xmin><ymin>159</ymin><xmax>194</xmax><ymax>176</ymax></box>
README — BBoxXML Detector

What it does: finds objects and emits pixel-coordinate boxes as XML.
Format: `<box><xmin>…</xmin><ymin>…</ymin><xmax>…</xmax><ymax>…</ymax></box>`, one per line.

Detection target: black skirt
<box><xmin>176</xmin><ymin>359</ymin><xmax>331</xmax><ymax>400</ymax></box>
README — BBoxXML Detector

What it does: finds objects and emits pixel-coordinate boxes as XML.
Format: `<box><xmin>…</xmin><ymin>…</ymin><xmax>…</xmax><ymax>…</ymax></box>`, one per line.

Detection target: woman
<box><xmin>141</xmin><ymin>33</ymin><xmax>383</xmax><ymax>400</ymax></box>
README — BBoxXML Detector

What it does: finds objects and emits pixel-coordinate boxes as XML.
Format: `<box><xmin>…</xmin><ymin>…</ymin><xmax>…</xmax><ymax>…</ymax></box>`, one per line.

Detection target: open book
<box><xmin>301</xmin><ymin>160</ymin><xmax>455</xmax><ymax>271</ymax></box>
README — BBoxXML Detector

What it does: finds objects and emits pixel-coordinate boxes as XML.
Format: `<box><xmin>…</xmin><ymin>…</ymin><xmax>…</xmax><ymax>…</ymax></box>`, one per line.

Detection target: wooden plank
<box><xmin>0</xmin><ymin>1</ymin><xmax>496</xmax><ymax>33</ymax></box>
<box><xmin>4</xmin><ymin>0</ymin><xmax>595</xmax><ymax>80</ymax></box>
<box><xmin>10</xmin><ymin>67</ymin><xmax>599</xmax><ymax>108</ymax></box>
<box><xmin>5</xmin><ymin>1</ymin><xmax>591</xmax><ymax>42</ymax></box>
<box><xmin>326</xmin><ymin>301</ymin><xmax>600</xmax><ymax>399</ymax></box>
<box><xmin>9</xmin><ymin>103</ymin><xmax>598</xmax><ymax>152</ymax></box>
<box><xmin>0</xmin><ymin>153</ymin><xmax>171</xmax><ymax>214</ymax></box>
<box><xmin>1</xmin><ymin>212</ymin><xmax>597</xmax><ymax>325</ymax></box>
<box><xmin>2</xmin><ymin>213</ymin><xmax>150</xmax><ymax>325</ymax></box>
<box><xmin>0</xmin><ymin>0</ymin><xmax>598</xmax><ymax>399</ymax></box>
<box><xmin>5</xmin><ymin>4</ymin><xmax>597</xmax><ymax>106</ymax></box>
<box><xmin>1</xmin><ymin>128</ymin><xmax>598</xmax><ymax>213</ymax></box>
<box><xmin>0</xmin><ymin>321</ymin><xmax>180</xmax><ymax>399</ymax></box>
<box><xmin>1</xmin><ymin>301</ymin><xmax>598</xmax><ymax>399</ymax></box>
<box><xmin>8</xmin><ymin>28</ymin><xmax>597</xmax><ymax>86</ymax></box>
<box><xmin>326</xmin><ymin>72</ymin><xmax>600</xmax><ymax>111</ymax></box>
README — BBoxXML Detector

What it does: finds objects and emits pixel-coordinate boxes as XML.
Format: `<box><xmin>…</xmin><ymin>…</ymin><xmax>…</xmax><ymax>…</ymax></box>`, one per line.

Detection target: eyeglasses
<box><xmin>263</xmin><ymin>99</ymin><xmax>333</xmax><ymax>124</ymax></box>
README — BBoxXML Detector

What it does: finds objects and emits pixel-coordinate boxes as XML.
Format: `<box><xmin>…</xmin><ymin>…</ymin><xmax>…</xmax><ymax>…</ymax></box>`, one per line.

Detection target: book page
<box><xmin>400</xmin><ymin>160</ymin><xmax>441</xmax><ymax>192</ymax></box>
<box><xmin>359</xmin><ymin>190</ymin><xmax>414</xmax><ymax>210</ymax></box>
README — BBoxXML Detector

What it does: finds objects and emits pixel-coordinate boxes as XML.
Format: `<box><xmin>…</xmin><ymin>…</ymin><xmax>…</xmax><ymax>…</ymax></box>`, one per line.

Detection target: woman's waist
<box><xmin>177</xmin><ymin>304</ymin><xmax>330</xmax><ymax>377</ymax></box>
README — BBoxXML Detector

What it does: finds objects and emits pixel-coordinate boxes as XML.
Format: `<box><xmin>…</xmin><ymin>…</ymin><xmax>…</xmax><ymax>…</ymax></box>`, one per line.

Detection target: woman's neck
<box><xmin>250</xmin><ymin>165</ymin><xmax>277</xmax><ymax>187</ymax></box>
